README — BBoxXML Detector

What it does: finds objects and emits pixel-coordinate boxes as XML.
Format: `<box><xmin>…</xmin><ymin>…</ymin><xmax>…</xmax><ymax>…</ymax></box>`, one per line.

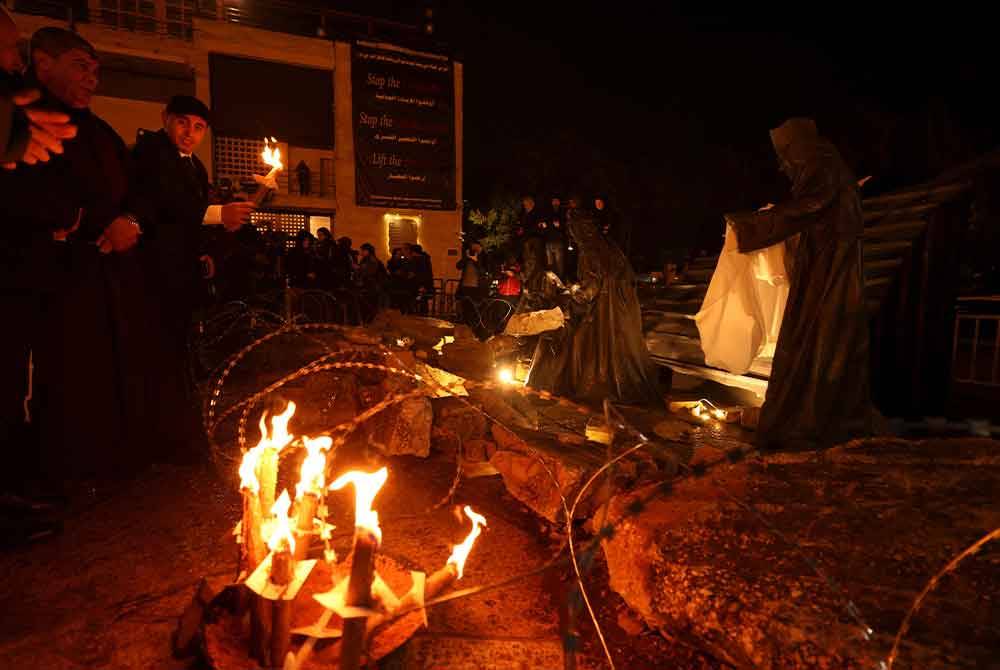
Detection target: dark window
<box><xmin>210</xmin><ymin>54</ymin><xmax>334</xmax><ymax>149</ymax></box>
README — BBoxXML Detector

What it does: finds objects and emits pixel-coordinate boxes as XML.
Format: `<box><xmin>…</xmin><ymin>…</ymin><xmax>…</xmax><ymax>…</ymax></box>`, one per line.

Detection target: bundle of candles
<box><xmin>235</xmin><ymin>401</ymin><xmax>488</xmax><ymax>670</ymax></box>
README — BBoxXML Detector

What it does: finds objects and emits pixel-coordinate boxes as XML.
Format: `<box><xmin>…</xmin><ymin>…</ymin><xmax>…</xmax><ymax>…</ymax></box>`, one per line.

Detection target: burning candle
<box><xmin>260</xmin><ymin>401</ymin><xmax>296</xmax><ymax>515</ymax></box>
<box><xmin>268</xmin><ymin>491</ymin><xmax>296</xmax><ymax>667</ymax></box>
<box><xmin>254</xmin><ymin>137</ymin><xmax>284</xmax><ymax>207</ymax></box>
<box><xmin>328</xmin><ymin>467</ymin><xmax>388</xmax><ymax>670</ymax></box>
<box><xmin>426</xmin><ymin>505</ymin><xmax>488</xmax><ymax>596</ymax></box>
<box><xmin>362</xmin><ymin>505</ymin><xmax>488</xmax><ymax>638</ymax></box>
<box><xmin>238</xmin><ymin>402</ymin><xmax>296</xmax><ymax>666</ymax></box>
<box><xmin>293</xmin><ymin>435</ymin><xmax>333</xmax><ymax>560</ymax></box>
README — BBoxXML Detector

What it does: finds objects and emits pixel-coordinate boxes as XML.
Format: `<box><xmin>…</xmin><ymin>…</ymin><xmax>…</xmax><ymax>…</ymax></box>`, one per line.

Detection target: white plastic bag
<box><xmin>695</xmin><ymin>226</ymin><xmax>788</xmax><ymax>374</ymax></box>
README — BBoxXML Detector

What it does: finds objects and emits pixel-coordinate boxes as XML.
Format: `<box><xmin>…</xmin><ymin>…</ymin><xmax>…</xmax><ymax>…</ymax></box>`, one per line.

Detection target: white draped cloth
<box><xmin>695</xmin><ymin>225</ymin><xmax>789</xmax><ymax>374</ymax></box>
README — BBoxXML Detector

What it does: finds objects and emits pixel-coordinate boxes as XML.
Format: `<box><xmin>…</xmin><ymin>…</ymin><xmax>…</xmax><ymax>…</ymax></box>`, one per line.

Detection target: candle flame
<box><xmin>261</xmin><ymin>137</ymin><xmax>283</xmax><ymax>171</ymax></box>
<box><xmin>270</xmin><ymin>400</ymin><xmax>296</xmax><ymax>450</ymax></box>
<box><xmin>266</xmin><ymin>489</ymin><xmax>295</xmax><ymax>553</ymax></box>
<box><xmin>237</xmin><ymin>402</ymin><xmax>297</xmax><ymax>493</ymax></box>
<box><xmin>296</xmin><ymin>435</ymin><xmax>332</xmax><ymax>499</ymax></box>
<box><xmin>447</xmin><ymin>505</ymin><xmax>488</xmax><ymax>579</ymax></box>
<box><xmin>238</xmin><ymin>413</ymin><xmax>271</xmax><ymax>492</ymax></box>
<box><xmin>329</xmin><ymin>467</ymin><xmax>388</xmax><ymax>544</ymax></box>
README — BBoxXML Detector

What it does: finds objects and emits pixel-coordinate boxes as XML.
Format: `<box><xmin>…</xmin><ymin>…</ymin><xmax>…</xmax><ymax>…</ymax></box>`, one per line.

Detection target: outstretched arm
<box><xmin>727</xmin><ymin>157</ymin><xmax>840</xmax><ymax>253</ymax></box>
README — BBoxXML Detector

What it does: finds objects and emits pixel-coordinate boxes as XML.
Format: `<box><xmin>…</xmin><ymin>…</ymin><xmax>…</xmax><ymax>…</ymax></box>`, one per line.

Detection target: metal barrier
<box><xmin>951</xmin><ymin>298</ymin><xmax>1000</xmax><ymax>387</ymax></box>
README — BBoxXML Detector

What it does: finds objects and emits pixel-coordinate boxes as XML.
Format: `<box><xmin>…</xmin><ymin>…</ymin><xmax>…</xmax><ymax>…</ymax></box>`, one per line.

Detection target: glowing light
<box><xmin>261</xmin><ymin>137</ymin><xmax>283</xmax><ymax>171</ymax></box>
<box><xmin>265</xmin><ymin>489</ymin><xmax>295</xmax><ymax>553</ymax></box>
<box><xmin>447</xmin><ymin>506</ymin><xmax>488</xmax><ymax>579</ymax></box>
<box><xmin>497</xmin><ymin>367</ymin><xmax>515</xmax><ymax>385</ymax></box>
<box><xmin>329</xmin><ymin>467</ymin><xmax>389</xmax><ymax>543</ymax></box>
<box><xmin>295</xmin><ymin>435</ymin><xmax>332</xmax><ymax>499</ymax></box>
<box><xmin>238</xmin><ymin>413</ymin><xmax>270</xmax><ymax>493</ymax></box>
<box><xmin>270</xmin><ymin>400</ymin><xmax>296</xmax><ymax>450</ymax></box>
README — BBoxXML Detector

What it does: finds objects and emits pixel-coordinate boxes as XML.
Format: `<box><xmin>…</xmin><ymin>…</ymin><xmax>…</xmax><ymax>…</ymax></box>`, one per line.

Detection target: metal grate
<box><xmin>213</xmin><ymin>135</ymin><xmax>289</xmax><ymax>194</ymax></box>
<box><xmin>251</xmin><ymin>211</ymin><xmax>307</xmax><ymax>249</ymax></box>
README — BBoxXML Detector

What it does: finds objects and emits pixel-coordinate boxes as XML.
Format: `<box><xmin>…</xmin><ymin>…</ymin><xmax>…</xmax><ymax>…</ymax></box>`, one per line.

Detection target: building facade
<box><xmin>8</xmin><ymin>0</ymin><xmax>463</xmax><ymax>277</ymax></box>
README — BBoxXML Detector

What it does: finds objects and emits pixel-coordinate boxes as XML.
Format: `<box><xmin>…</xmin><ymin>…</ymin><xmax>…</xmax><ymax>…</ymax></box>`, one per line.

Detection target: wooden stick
<box><xmin>242</xmin><ymin>490</ymin><xmax>270</xmax><ymax>662</ymax></box>
<box><xmin>294</xmin><ymin>494</ymin><xmax>318</xmax><ymax>561</ymax></box>
<box><xmin>271</xmin><ymin>546</ymin><xmax>294</xmax><ymax>667</ymax></box>
<box><xmin>253</xmin><ymin>594</ymin><xmax>273</xmax><ymax>667</ymax></box>
<box><xmin>340</xmin><ymin>529</ymin><xmax>378</xmax><ymax>670</ymax></box>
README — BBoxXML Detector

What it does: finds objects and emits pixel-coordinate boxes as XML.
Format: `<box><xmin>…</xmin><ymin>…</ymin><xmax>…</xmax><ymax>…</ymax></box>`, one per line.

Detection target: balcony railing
<box><xmin>11</xmin><ymin>0</ymin><xmax>429</xmax><ymax>46</ymax></box>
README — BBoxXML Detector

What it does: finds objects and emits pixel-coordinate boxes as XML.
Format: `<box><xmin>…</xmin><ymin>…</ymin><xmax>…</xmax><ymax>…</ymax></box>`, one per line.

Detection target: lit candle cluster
<box><xmin>234</xmin><ymin>401</ymin><xmax>489</xmax><ymax>670</ymax></box>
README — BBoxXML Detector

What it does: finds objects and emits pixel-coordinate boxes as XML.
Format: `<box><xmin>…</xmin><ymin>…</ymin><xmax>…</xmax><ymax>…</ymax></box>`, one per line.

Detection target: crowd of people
<box><xmin>201</xmin><ymin>224</ymin><xmax>439</xmax><ymax>323</ymax></box>
<box><xmin>454</xmin><ymin>193</ymin><xmax>620</xmax><ymax>333</ymax></box>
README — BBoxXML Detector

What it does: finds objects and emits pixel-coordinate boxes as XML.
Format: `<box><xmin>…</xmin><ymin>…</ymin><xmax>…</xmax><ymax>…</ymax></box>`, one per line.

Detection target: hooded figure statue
<box><xmin>725</xmin><ymin>118</ymin><xmax>876</xmax><ymax>449</ymax></box>
<box><xmin>526</xmin><ymin>208</ymin><xmax>661</xmax><ymax>405</ymax></box>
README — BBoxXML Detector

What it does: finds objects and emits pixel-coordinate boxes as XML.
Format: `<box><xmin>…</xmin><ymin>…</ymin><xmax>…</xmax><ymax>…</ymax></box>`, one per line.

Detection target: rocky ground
<box><xmin>2</xmin><ymin>314</ymin><xmax>998</xmax><ymax>669</ymax></box>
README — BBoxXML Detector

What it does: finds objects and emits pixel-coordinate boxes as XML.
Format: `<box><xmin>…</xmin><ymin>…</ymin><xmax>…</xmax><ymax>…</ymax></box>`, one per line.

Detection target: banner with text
<box><xmin>352</xmin><ymin>43</ymin><xmax>456</xmax><ymax>210</ymax></box>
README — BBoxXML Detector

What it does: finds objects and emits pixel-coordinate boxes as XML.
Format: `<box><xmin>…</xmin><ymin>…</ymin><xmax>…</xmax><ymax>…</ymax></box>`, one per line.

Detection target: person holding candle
<box><xmin>125</xmin><ymin>95</ymin><xmax>255</xmax><ymax>461</ymax></box>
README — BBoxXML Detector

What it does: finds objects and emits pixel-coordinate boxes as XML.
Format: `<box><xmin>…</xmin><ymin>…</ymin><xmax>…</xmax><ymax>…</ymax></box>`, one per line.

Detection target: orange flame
<box><xmin>261</xmin><ymin>137</ymin><xmax>283</xmax><ymax>171</ymax></box>
<box><xmin>238</xmin><ymin>403</ymin><xmax>297</xmax><ymax>491</ymax></box>
<box><xmin>329</xmin><ymin>467</ymin><xmax>388</xmax><ymax>544</ymax></box>
<box><xmin>266</xmin><ymin>489</ymin><xmax>295</xmax><ymax>553</ymax></box>
<box><xmin>447</xmin><ymin>505</ymin><xmax>487</xmax><ymax>579</ymax></box>
<box><xmin>238</xmin><ymin>413</ymin><xmax>271</xmax><ymax>493</ymax></box>
<box><xmin>269</xmin><ymin>400</ymin><xmax>296</xmax><ymax>449</ymax></box>
<box><xmin>296</xmin><ymin>435</ymin><xmax>332</xmax><ymax>499</ymax></box>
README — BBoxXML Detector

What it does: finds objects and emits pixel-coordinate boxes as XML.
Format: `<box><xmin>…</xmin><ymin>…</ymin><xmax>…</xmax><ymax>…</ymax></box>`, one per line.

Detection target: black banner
<box><xmin>352</xmin><ymin>43</ymin><xmax>456</xmax><ymax>210</ymax></box>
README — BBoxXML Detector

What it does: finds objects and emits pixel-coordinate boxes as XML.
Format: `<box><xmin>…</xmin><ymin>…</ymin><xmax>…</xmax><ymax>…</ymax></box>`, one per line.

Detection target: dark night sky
<box><xmin>334</xmin><ymin>3</ymin><xmax>997</xmax><ymax>263</ymax></box>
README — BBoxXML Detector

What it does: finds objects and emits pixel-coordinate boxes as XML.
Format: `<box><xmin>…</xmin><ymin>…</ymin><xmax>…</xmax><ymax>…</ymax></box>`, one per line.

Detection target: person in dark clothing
<box><xmin>456</xmin><ymin>240</ymin><xmax>487</xmax><ymax>326</ymax></box>
<box><xmin>411</xmin><ymin>243</ymin><xmax>434</xmax><ymax>314</ymax></box>
<box><xmin>593</xmin><ymin>195</ymin><xmax>613</xmax><ymax>239</ymax></box>
<box><xmin>542</xmin><ymin>196</ymin><xmax>567</xmax><ymax>278</ymax></box>
<box><xmin>312</xmin><ymin>227</ymin><xmax>334</xmax><ymax>289</ymax></box>
<box><xmin>527</xmin><ymin>208</ymin><xmax>660</xmax><ymax>405</ymax></box>
<box><xmin>356</xmin><ymin>242</ymin><xmax>388</xmax><ymax>322</ymax></box>
<box><xmin>0</xmin><ymin>28</ymin><xmax>145</xmax><ymax>487</ymax></box>
<box><xmin>209</xmin><ymin>222</ymin><xmax>267</xmax><ymax>302</ymax></box>
<box><xmin>516</xmin><ymin>195</ymin><xmax>545</xmax><ymax>269</ymax></box>
<box><xmin>286</xmin><ymin>229</ymin><xmax>320</xmax><ymax>288</ymax></box>
<box><xmin>725</xmin><ymin>118</ymin><xmax>877</xmax><ymax>449</ymax></box>
<box><xmin>0</xmin><ymin>14</ymin><xmax>78</xmax><ymax>534</ymax></box>
<box><xmin>127</xmin><ymin>94</ymin><xmax>253</xmax><ymax>461</ymax></box>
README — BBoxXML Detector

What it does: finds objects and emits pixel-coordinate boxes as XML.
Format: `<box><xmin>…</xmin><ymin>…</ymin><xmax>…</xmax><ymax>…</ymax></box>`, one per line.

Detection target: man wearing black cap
<box><xmin>126</xmin><ymin>95</ymin><xmax>253</xmax><ymax>458</ymax></box>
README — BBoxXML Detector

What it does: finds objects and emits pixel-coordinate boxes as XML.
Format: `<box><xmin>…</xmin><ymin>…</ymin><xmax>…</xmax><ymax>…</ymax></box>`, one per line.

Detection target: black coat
<box><xmin>127</xmin><ymin>128</ymin><xmax>209</xmax><ymax>296</ymax></box>
<box><xmin>727</xmin><ymin>129</ymin><xmax>875</xmax><ymax>448</ymax></box>
<box><xmin>0</xmin><ymin>96</ymin><xmax>143</xmax><ymax>476</ymax></box>
<box><xmin>527</xmin><ymin>212</ymin><xmax>660</xmax><ymax>405</ymax></box>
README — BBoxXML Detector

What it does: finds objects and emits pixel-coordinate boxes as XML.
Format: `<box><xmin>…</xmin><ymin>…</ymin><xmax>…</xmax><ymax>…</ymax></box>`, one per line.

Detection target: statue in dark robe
<box><xmin>726</xmin><ymin>118</ymin><xmax>876</xmax><ymax>449</ymax></box>
<box><xmin>526</xmin><ymin>210</ymin><xmax>661</xmax><ymax>405</ymax></box>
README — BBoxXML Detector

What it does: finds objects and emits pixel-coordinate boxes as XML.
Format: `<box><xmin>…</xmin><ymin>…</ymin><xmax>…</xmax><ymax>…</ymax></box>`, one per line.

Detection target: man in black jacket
<box><xmin>128</xmin><ymin>95</ymin><xmax>252</xmax><ymax>349</ymax></box>
<box><xmin>127</xmin><ymin>95</ymin><xmax>253</xmax><ymax>458</ymax></box>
